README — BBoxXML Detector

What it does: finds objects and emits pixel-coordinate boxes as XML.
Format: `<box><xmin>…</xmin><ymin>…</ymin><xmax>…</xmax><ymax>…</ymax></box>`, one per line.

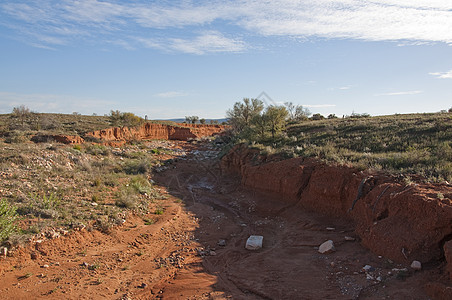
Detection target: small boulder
<box><xmin>245</xmin><ymin>235</ymin><xmax>263</xmax><ymax>250</ymax></box>
<box><xmin>319</xmin><ymin>240</ymin><xmax>336</xmax><ymax>254</ymax></box>
<box><xmin>411</xmin><ymin>260</ymin><xmax>422</xmax><ymax>270</ymax></box>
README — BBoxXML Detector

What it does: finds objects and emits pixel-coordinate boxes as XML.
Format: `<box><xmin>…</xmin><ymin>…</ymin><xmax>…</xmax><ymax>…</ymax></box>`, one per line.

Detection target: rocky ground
<box><xmin>0</xmin><ymin>140</ymin><xmax>449</xmax><ymax>299</ymax></box>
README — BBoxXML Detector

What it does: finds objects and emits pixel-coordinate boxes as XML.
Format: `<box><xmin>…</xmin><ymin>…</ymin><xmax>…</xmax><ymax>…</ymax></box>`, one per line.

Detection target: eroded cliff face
<box><xmin>221</xmin><ymin>144</ymin><xmax>452</xmax><ymax>277</ymax></box>
<box><xmin>86</xmin><ymin>123</ymin><xmax>226</xmax><ymax>144</ymax></box>
<box><xmin>31</xmin><ymin>134</ymin><xmax>85</xmax><ymax>144</ymax></box>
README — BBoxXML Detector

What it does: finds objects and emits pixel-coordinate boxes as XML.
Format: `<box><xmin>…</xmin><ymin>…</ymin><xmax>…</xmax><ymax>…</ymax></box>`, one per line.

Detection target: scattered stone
<box><xmin>318</xmin><ymin>240</ymin><xmax>336</xmax><ymax>254</ymax></box>
<box><xmin>326</xmin><ymin>227</ymin><xmax>335</xmax><ymax>231</ymax></box>
<box><xmin>218</xmin><ymin>239</ymin><xmax>226</xmax><ymax>247</ymax></box>
<box><xmin>138</xmin><ymin>283</ymin><xmax>147</xmax><ymax>289</ymax></box>
<box><xmin>344</xmin><ymin>236</ymin><xmax>355</xmax><ymax>241</ymax></box>
<box><xmin>411</xmin><ymin>260</ymin><xmax>422</xmax><ymax>270</ymax></box>
<box><xmin>2</xmin><ymin>247</ymin><xmax>7</xmax><ymax>258</ymax></box>
<box><xmin>376</xmin><ymin>276</ymin><xmax>383</xmax><ymax>282</ymax></box>
<box><xmin>362</xmin><ymin>265</ymin><xmax>375</xmax><ymax>272</ymax></box>
<box><xmin>209</xmin><ymin>251</ymin><xmax>217</xmax><ymax>256</ymax></box>
<box><xmin>82</xmin><ymin>262</ymin><xmax>89</xmax><ymax>267</ymax></box>
<box><xmin>366</xmin><ymin>274</ymin><xmax>374</xmax><ymax>280</ymax></box>
<box><xmin>91</xmin><ymin>202</ymin><xmax>98</xmax><ymax>206</ymax></box>
<box><xmin>42</xmin><ymin>264</ymin><xmax>50</xmax><ymax>268</ymax></box>
<box><xmin>245</xmin><ymin>235</ymin><xmax>263</xmax><ymax>250</ymax></box>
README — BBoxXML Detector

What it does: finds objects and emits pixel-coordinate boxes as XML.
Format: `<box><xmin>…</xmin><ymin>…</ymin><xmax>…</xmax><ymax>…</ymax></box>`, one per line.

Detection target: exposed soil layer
<box><xmin>86</xmin><ymin>123</ymin><xmax>227</xmax><ymax>145</ymax></box>
<box><xmin>221</xmin><ymin>144</ymin><xmax>452</xmax><ymax>296</ymax></box>
<box><xmin>1</xmin><ymin>141</ymin><xmax>452</xmax><ymax>299</ymax></box>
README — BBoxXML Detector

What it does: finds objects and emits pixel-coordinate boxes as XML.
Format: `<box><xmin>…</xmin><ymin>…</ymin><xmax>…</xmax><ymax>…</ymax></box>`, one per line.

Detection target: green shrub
<box><xmin>129</xmin><ymin>175</ymin><xmax>152</xmax><ymax>195</ymax></box>
<box><xmin>122</xmin><ymin>158</ymin><xmax>151</xmax><ymax>174</ymax></box>
<box><xmin>115</xmin><ymin>189</ymin><xmax>139</xmax><ymax>209</ymax></box>
<box><xmin>0</xmin><ymin>198</ymin><xmax>18</xmax><ymax>242</ymax></box>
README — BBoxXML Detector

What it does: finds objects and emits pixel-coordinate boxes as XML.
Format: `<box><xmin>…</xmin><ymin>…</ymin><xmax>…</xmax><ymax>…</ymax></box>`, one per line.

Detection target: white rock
<box><xmin>318</xmin><ymin>240</ymin><xmax>336</xmax><ymax>254</ymax></box>
<box><xmin>344</xmin><ymin>236</ymin><xmax>355</xmax><ymax>241</ymax></box>
<box><xmin>362</xmin><ymin>265</ymin><xmax>373</xmax><ymax>272</ymax></box>
<box><xmin>245</xmin><ymin>235</ymin><xmax>263</xmax><ymax>250</ymax></box>
<box><xmin>411</xmin><ymin>260</ymin><xmax>422</xmax><ymax>270</ymax></box>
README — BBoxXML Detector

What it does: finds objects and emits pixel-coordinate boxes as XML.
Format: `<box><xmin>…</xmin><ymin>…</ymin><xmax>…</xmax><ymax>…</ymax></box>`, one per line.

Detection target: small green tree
<box><xmin>199</xmin><ymin>118</ymin><xmax>206</xmax><ymax>124</ymax></box>
<box><xmin>227</xmin><ymin>98</ymin><xmax>264</xmax><ymax>133</ymax></box>
<box><xmin>12</xmin><ymin>105</ymin><xmax>32</xmax><ymax>129</ymax></box>
<box><xmin>185</xmin><ymin>116</ymin><xmax>199</xmax><ymax>124</ymax></box>
<box><xmin>264</xmin><ymin>105</ymin><xmax>288</xmax><ymax>139</ymax></box>
<box><xmin>109</xmin><ymin>110</ymin><xmax>144</xmax><ymax>127</ymax></box>
<box><xmin>109</xmin><ymin>110</ymin><xmax>122</xmax><ymax>126</ymax></box>
<box><xmin>284</xmin><ymin>102</ymin><xmax>310</xmax><ymax>122</ymax></box>
<box><xmin>251</xmin><ymin>113</ymin><xmax>268</xmax><ymax>140</ymax></box>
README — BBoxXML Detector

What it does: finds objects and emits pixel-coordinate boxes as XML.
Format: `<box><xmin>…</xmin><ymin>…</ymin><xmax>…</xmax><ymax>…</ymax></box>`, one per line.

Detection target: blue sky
<box><xmin>1</xmin><ymin>0</ymin><xmax>451</xmax><ymax>119</ymax></box>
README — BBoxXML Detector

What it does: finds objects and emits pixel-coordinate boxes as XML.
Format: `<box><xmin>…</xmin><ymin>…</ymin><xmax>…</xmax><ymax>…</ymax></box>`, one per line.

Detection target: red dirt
<box><xmin>86</xmin><ymin>123</ymin><xmax>227</xmax><ymax>144</ymax></box>
<box><xmin>1</xmin><ymin>141</ymin><xmax>452</xmax><ymax>299</ymax></box>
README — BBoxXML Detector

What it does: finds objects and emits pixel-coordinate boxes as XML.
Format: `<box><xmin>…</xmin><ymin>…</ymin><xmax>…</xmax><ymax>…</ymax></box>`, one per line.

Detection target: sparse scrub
<box><xmin>109</xmin><ymin>110</ymin><xmax>144</xmax><ymax>127</ymax></box>
<box><xmin>85</xmin><ymin>144</ymin><xmax>110</xmax><ymax>156</ymax></box>
<box><xmin>115</xmin><ymin>190</ymin><xmax>140</xmax><ymax>209</ymax></box>
<box><xmin>129</xmin><ymin>175</ymin><xmax>153</xmax><ymax>195</ymax></box>
<box><xmin>0</xmin><ymin>198</ymin><xmax>18</xmax><ymax>242</ymax></box>
<box><xmin>226</xmin><ymin>101</ymin><xmax>452</xmax><ymax>183</ymax></box>
<box><xmin>122</xmin><ymin>158</ymin><xmax>151</xmax><ymax>174</ymax></box>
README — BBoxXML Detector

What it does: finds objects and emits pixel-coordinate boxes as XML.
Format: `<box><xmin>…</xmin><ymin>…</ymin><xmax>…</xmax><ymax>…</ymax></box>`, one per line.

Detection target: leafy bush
<box><xmin>109</xmin><ymin>110</ymin><xmax>144</xmax><ymax>127</ymax></box>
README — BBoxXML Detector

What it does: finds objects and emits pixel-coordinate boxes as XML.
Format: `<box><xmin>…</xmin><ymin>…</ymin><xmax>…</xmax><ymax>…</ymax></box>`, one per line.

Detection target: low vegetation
<box><xmin>0</xmin><ymin>136</ymin><xmax>173</xmax><ymax>245</ymax></box>
<box><xmin>227</xmin><ymin>98</ymin><xmax>452</xmax><ymax>183</ymax></box>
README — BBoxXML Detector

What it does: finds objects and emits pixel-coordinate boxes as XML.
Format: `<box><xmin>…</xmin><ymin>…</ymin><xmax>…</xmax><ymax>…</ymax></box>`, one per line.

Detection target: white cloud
<box><xmin>429</xmin><ymin>70</ymin><xmax>452</xmax><ymax>79</ymax></box>
<box><xmin>2</xmin><ymin>0</ymin><xmax>452</xmax><ymax>52</ymax></box>
<box><xmin>136</xmin><ymin>31</ymin><xmax>246</xmax><ymax>54</ymax></box>
<box><xmin>154</xmin><ymin>91</ymin><xmax>188</xmax><ymax>98</ymax></box>
<box><xmin>375</xmin><ymin>90</ymin><xmax>423</xmax><ymax>96</ymax></box>
<box><xmin>303</xmin><ymin>104</ymin><xmax>337</xmax><ymax>108</ymax></box>
<box><xmin>169</xmin><ymin>31</ymin><xmax>246</xmax><ymax>55</ymax></box>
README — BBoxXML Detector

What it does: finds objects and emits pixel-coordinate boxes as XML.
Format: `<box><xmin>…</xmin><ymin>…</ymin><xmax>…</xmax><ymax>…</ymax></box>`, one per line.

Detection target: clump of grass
<box><xmin>115</xmin><ymin>191</ymin><xmax>139</xmax><ymax>209</ymax></box>
<box><xmin>154</xmin><ymin>207</ymin><xmax>164</xmax><ymax>215</ymax></box>
<box><xmin>143</xmin><ymin>217</ymin><xmax>154</xmax><ymax>225</ymax></box>
<box><xmin>122</xmin><ymin>158</ymin><xmax>151</xmax><ymax>174</ymax></box>
<box><xmin>0</xmin><ymin>198</ymin><xmax>18</xmax><ymax>242</ymax></box>
<box><xmin>150</xmin><ymin>148</ymin><xmax>161</xmax><ymax>155</ymax></box>
<box><xmin>85</xmin><ymin>144</ymin><xmax>110</xmax><ymax>156</ymax></box>
<box><xmin>129</xmin><ymin>175</ymin><xmax>153</xmax><ymax>195</ymax></box>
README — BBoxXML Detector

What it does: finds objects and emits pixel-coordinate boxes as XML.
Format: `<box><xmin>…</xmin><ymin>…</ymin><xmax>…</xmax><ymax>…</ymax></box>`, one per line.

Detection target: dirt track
<box><xmin>0</xmin><ymin>142</ymin><xmax>447</xmax><ymax>299</ymax></box>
